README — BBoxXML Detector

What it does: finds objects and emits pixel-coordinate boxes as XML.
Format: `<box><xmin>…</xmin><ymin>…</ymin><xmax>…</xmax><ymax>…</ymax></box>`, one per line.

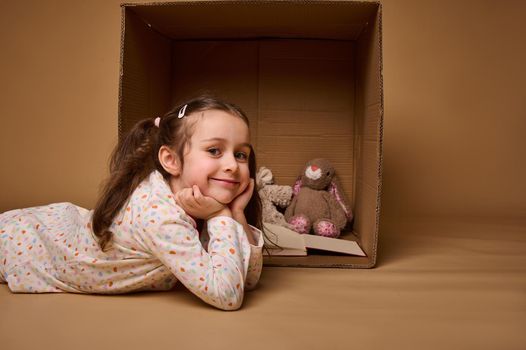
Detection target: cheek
<box><xmin>182</xmin><ymin>166</ymin><xmax>211</xmax><ymax>189</ymax></box>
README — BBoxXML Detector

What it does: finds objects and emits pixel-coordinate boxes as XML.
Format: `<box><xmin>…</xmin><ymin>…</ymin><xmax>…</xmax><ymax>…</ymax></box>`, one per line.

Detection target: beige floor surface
<box><xmin>1</xmin><ymin>218</ymin><xmax>525</xmax><ymax>350</ymax></box>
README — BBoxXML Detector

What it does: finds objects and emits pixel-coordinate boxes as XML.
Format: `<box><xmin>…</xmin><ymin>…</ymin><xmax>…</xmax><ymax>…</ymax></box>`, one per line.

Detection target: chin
<box><xmin>214</xmin><ymin>195</ymin><xmax>235</xmax><ymax>205</ymax></box>
<box><xmin>209</xmin><ymin>191</ymin><xmax>237</xmax><ymax>205</ymax></box>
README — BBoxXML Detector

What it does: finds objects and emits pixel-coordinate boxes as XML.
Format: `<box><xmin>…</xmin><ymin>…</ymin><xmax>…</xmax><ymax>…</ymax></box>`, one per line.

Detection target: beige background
<box><xmin>1</xmin><ymin>0</ymin><xmax>525</xmax><ymax>221</ymax></box>
<box><xmin>1</xmin><ymin>1</ymin><xmax>525</xmax><ymax>349</ymax></box>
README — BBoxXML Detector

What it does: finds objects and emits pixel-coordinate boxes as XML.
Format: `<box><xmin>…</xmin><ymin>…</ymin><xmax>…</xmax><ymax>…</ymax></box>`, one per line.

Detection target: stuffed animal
<box><xmin>256</xmin><ymin>167</ymin><xmax>294</xmax><ymax>228</ymax></box>
<box><xmin>284</xmin><ymin>158</ymin><xmax>353</xmax><ymax>238</ymax></box>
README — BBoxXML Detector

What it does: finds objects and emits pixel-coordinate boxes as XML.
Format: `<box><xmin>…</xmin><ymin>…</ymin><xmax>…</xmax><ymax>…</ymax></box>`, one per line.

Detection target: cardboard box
<box><xmin>118</xmin><ymin>1</ymin><xmax>384</xmax><ymax>268</ymax></box>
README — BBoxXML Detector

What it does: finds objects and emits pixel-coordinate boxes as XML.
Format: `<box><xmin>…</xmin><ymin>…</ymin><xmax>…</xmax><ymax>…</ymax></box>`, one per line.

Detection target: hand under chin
<box><xmin>204</xmin><ymin>183</ymin><xmax>246</xmax><ymax>206</ymax></box>
<box><xmin>207</xmin><ymin>191</ymin><xmax>238</xmax><ymax>206</ymax></box>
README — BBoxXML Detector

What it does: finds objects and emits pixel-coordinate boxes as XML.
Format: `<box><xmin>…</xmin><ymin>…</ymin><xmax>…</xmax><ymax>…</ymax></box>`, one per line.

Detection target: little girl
<box><xmin>0</xmin><ymin>95</ymin><xmax>265</xmax><ymax>311</ymax></box>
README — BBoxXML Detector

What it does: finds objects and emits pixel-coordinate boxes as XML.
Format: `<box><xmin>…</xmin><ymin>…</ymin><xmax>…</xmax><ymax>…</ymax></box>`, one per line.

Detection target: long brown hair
<box><xmin>92</xmin><ymin>95</ymin><xmax>262</xmax><ymax>250</ymax></box>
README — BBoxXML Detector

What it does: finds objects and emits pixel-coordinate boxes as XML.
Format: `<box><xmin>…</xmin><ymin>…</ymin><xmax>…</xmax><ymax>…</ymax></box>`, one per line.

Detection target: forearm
<box><xmin>232</xmin><ymin>211</ymin><xmax>256</xmax><ymax>245</ymax></box>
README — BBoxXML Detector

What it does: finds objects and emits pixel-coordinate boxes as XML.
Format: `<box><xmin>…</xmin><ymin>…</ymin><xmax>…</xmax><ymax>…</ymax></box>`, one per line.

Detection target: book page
<box><xmin>263</xmin><ymin>223</ymin><xmax>307</xmax><ymax>252</ymax></box>
<box><xmin>303</xmin><ymin>234</ymin><xmax>366</xmax><ymax>256</ymax></box>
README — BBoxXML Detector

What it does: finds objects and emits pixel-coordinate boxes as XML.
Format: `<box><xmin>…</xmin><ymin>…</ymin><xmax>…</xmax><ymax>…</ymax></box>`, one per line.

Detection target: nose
<box><xmin>222</xmin><ymin>153</ymin><xmax>239</xmax><ymax>173</ymax></box>
<box><xmin>310</xmin><ymin>165</ymin><xmax>319</xmax><ymax>171</ymax></box>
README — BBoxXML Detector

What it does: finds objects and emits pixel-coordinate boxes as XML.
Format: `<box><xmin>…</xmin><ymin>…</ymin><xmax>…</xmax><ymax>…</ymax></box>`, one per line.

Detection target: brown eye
<box><xmin>235</xmin><ymin>152</ymin><xmax>248</xmax><ymax>161</ymax></box>
<box><xmin>207</xmin><ymin>148</ymin><xmax>221</xmax><ymax>156</ymax></box>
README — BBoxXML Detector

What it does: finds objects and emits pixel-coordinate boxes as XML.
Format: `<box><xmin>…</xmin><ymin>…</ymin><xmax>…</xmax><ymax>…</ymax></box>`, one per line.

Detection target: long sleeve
<box><xmin>137</xmin><ymin>193</ymin><xmax>253</xmax><ymax>310</ymax></box>
<box><xmin>200</xmin><ymin>223</ymin><xmax>263</xmax><ymax>291</ymax></box>
<box><xmin>245</xmin><ymin>227</ymin><xmax>263</xmax><ymax>291</ymax></box>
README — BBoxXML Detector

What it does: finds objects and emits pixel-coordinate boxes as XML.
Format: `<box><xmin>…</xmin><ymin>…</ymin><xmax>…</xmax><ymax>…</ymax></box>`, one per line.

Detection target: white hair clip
<box><xmin>154</xmin><ymin>117</ymin><xmax>161</xmax><ymax>128</ymax></box>
<box><xmin>178</xmin><ymin>104</ymin><xmax>188</xmax><ymax>119</ymax></box>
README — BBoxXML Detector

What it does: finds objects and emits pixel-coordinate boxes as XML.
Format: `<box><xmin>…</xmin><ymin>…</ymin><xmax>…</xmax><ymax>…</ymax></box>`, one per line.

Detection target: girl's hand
<box><xmin>229</xmin><ymin>179</ymin><xmax>256</xmax><ymax>245</ymax></box>
<box><xmin>175</xmin><ymin>185</ymin><xmax>231</xmax><ymax>220</ymax></box>
<box><xmin>229</xmin><ymin>179</ymin><xmax>255</xmax><ymax>215</ymax></box>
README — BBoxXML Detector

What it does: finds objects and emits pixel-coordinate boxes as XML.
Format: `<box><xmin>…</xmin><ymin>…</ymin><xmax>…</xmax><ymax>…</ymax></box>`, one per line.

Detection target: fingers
<box><xmin>191</xmin><ymin>185</ymin><xmax>214</xmax><ymax>210</ymax></box>
<box><xmin>236</xmin><ymin>178</ymin><xmax>254</xmax><ymax>200</ymax></box>
<box><xmin>176</xmin><ymin>187</ymin><xmax>198</xmax><ymax>209</ymax></box>
<box><xmin>192</xmin><ymin>185</ymin><xmax>203</xmax><ymax>203</ymax></box>
<box><xmin>247</xmin><ymin>178</ymin><xmax>255</xmax><ymax>194</ymax></box>
<box><xmin>175</xmin><ymin>185</ymin><xmax>227</xmax><ymax>220</ymax></box>
<box><xmin>241</xmin><ymin>178</ymin><xmax>255</xmax><ymax>199</ymax></box>
<box><xmin>229</xmin><ymin>178</ymin><xmax>255</xmax><ymax>213</ymax></box>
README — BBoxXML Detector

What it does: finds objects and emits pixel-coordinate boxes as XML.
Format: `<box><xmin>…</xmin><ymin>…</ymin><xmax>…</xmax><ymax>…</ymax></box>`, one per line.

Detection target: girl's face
<box><xmin>170</xmin><ymin>109</ymin><xmax>252</xmax><ymax>204</ymax></box>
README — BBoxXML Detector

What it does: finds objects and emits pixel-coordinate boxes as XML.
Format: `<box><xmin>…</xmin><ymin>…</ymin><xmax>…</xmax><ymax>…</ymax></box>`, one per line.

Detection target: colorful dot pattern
<box><xmin>0</xmin><ymin>171</ymin><xmax>263</xmax><ymax>310</ymax></box>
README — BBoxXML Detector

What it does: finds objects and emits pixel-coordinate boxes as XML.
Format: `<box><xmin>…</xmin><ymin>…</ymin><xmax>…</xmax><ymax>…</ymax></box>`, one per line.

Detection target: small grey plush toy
<box><xmin>256</xmin><ymin>167</ymin><xmax>293</xmax><ymax>228</ymax></box>
<box><xmin>284</xmin><ymin>158</ymin><xmax>353</xmax><ymax>238</ymax></box>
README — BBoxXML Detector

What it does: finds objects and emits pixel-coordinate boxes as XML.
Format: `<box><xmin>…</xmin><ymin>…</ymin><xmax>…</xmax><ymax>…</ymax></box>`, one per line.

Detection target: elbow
<box><xmin>215</xmin><ymin>290</ymin><xmax>244</xmax><ymax>311</ymax></box>
<box><xmin>219</xmin><ymin>301</ymin><xmax>243</xmax><ymax>311</ymax></box>
<box><xmin>245</xmin><ymin>279</ymin><xmax>258</xmax><ymax>291</ymax></box>
<box><xmin>209</xmin><ymin>281</ymin><xmax>245</xmax><ymax>311</ymax></box>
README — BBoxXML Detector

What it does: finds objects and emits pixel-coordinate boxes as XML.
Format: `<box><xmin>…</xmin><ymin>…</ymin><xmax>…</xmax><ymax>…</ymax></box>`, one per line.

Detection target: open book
<box><xmin>263</xmin><ymin>222</ymin><xmax>366</xmax><ymax>256</ymax></box>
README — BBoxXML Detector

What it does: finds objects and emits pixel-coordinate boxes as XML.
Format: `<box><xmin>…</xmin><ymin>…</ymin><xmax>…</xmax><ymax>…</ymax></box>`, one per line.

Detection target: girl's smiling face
<box><xmin>169</xmin><ymin>109</ymin><xmax>252</xmax><ymax>204</ymax></box>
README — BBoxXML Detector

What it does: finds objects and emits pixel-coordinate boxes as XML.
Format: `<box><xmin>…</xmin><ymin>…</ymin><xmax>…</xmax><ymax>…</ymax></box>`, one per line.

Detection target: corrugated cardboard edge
<box><xmin>121</xmin><ymin>1</ymin><xmax>379</xmax><ymax>8</ymax></box>
<box><xmin>118</xmin><ymin>4</ymin><xmax>127</xmax><ymax>139</ymax></box>
<box><xmin>263</xmin><ymin>259</ymin><xmax>375</xmax><ymax>269</ymax></box>
<box><xmin>371</xmin><ymin>1</ymin><xmax>384</xmax><ymax>269</ymax></box>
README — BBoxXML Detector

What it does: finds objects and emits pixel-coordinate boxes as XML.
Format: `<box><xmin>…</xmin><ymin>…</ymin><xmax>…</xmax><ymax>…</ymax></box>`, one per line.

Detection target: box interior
<box><xmin>119</xmin><ymin>1</ymin><xmax>383</xmax><ymax>268</ymax></box>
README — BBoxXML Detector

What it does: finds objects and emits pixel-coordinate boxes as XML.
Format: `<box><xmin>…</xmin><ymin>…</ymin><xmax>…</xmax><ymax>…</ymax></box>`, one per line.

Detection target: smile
<box><xmin>210</xmin><ymin>178</ymin><xmax>240</xmax><ymax>187</ymax></box>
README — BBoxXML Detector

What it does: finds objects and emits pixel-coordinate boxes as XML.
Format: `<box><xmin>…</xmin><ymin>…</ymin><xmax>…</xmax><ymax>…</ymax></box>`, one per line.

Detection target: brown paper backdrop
<box><xmin>1</xmin><ymin>2</ymin><xmax>525</xmax><ymax>349</ymax></box>
<box><xmin>1</xmin><ymin>0</ymin><xmax>525</xmax><ymax>223</ymax></box>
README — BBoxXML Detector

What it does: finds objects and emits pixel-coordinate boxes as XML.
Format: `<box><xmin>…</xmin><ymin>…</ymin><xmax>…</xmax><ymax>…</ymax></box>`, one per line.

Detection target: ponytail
<box><xmin>92</xmin><ymin>118</ymin><xmax>159</xmax><ymax>250</ymax></box>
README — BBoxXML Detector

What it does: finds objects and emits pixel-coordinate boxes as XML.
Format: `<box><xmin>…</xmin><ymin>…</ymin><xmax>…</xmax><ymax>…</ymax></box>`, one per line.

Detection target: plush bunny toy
<box><xmin>284</xmin><ymin>158</ymin><xmax>353</xmax><ymax>238</ymax></box>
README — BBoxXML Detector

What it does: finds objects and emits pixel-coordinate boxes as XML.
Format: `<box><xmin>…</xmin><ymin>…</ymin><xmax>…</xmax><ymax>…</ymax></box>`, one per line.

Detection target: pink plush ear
<box><xmin>292</xmin><ymin>176</ymin><xmax>302</xmax><ymax>196</ymax></box>
<box><xmin>328</xmin><ymin>178</ymin><xmax>353</xmax><ymax>221</ymax></box>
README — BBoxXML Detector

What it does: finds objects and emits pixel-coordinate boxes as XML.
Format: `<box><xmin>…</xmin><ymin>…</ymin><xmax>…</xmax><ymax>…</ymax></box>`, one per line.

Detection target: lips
<box><xmin>210</xmin><ymin>178</ymin><xmax>240</xmax><ymax>187</ymax></box>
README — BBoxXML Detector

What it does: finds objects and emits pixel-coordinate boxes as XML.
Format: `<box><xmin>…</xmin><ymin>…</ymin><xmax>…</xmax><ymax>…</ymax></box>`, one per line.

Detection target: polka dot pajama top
<box><xmin>0</xmin><ymin>170</ymin><xmax>264</xmax><ymax>310</ymax></box>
